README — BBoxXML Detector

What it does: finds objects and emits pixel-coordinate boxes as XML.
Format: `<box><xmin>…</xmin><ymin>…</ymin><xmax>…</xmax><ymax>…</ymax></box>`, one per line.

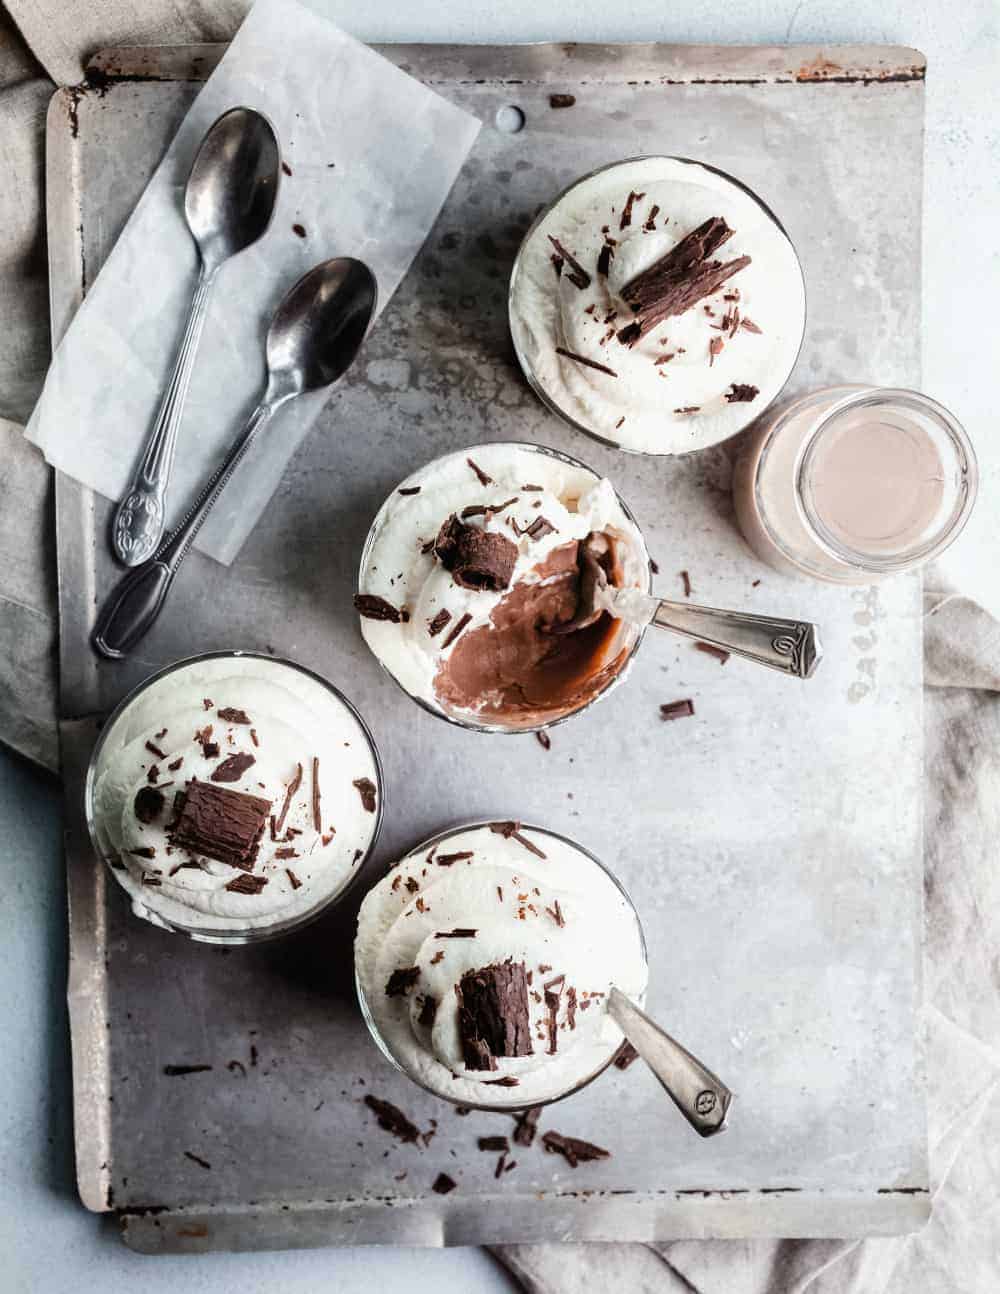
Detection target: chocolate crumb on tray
<box><xmin>613</xmin><ymin>1041</ymin><xmax>640</xmax><ymax>1070</ymax></box>
<box><xmin>541</xmin><ymin>1130</ymin><xmax>611</xmax><ymax>1168</ymax></box>
<box><xmin>660</xmin><ymin>699</ymin><xmax>696</xmax><ymax>721</ymax></box>
<box><xmin>364</xmin><ymin>1094</ymin><xmax>422</xmax><ymax>1144</ymax></box>
<box><xmin>432</xmin><ymin>1172</ymin><xmax>457</xmax><ymax>1194</ymax></box>
<box><xmin>512</xmin><ymin>1105</ymin><xmax>542</xmax><ymax>1146</ymax></box>
<box><xmin>695</xmin><ymin>641</ymin><xmax>731</xmax><ymax>665</ymax></box>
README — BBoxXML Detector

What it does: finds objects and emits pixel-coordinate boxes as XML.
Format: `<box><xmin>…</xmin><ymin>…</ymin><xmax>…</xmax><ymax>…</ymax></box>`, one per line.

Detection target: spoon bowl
<box><xmin>266</xmin><ymin>258</ymin><xmax>378</xmax><ymax>401</ymax></box>
<box><xmin>185</xmin><ymin>106</ymin><xmax>281</xmax><ymax>271</ymax></box>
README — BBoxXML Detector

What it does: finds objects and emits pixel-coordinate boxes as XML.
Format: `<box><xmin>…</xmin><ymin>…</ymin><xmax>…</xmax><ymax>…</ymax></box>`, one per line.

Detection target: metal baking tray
<box><xmin>48</xmin><ymin>41</ymin><xmax>930</xmax><ymax>1252</ymax></box>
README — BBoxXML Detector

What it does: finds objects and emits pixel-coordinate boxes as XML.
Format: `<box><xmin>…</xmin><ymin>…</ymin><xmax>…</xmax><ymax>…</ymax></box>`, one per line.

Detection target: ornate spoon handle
<box><xmin>111</xmin><ymin>268</ymin><xmax>215</xmax><ymax>566</ymax></box>
<box><xmin>650</xmin><ymin>598</ymin><xmax>822</xmax><ymax>678</ymax></box>
<box><xmin>608</xmin><ymin>988</ymin><xmax>733</xmax><ymax>1137</ymax></box>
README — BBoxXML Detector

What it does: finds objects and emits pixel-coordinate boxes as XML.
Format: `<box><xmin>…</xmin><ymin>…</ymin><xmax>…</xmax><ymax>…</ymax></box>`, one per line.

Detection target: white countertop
<box><xmin>3</xmin><ymin>1</ymin><xmax>996</xmax><ymax>1290</ymax></box>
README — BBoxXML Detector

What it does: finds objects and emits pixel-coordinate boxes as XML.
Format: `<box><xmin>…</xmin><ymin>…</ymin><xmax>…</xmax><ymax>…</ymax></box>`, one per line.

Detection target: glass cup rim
<box><xmin>84</xmin><ymin>649</ymin><xmax>386</xmax><ymax>945</ymax></box>
<box><xmin>507</xmin><ymin>154</ymin><xmax>807</xmax><ymax>456</ymax></box>
<box><xmin>792</xmin><ymin>386</ymin><xmax>979</xmax><ymax>575</ymax></box>
<box><xmin>357</xmin><ymin>439</ymin><xmax>653</xmax><ymax>735</ymax></box>
<box><xmin>354</xmin><ymin>818</ymin><xmax>648</xmax><ymax>1112</ymax></box>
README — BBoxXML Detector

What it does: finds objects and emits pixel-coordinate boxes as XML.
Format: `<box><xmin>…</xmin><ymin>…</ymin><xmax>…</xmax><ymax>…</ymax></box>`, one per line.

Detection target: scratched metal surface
<box><xmin>48</xmin><ymin>43</ymin><xmax>929</xmax><ymax>1251</ymax></box>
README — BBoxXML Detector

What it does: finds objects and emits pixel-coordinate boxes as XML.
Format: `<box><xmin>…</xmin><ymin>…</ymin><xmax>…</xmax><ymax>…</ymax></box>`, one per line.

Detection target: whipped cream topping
<box><xmin>509</xmin><ymin>157</ymin><xmax>806</xmax><ymax>455</ymax></box>
<box><xmin>89</xmin><ymin>655</ymin><xmax>380</xmax><ymax>935</ymax></box>
<box><xmin>356</xmin><ymin>444</ymin><xmax>648</xmax><ymax>727</ymax></box>
<box><xmin>355</xmin><ymin>824</ymin><xmax>647</xmax><ymax>1106</ymax></box>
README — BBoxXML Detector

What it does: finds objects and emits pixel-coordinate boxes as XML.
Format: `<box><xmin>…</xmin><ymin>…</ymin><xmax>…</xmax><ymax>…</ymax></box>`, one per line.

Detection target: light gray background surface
<box><xmin>2</xmin><ymin>1</ymin><xmax>995</xmax><ymax>1290</ymax></box>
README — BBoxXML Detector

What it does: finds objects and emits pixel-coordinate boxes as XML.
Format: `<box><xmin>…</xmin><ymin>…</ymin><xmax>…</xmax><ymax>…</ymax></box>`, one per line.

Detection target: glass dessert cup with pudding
<box><xmin>85</xmin><ymin>651</ymin><xmax>384</xmax><ymax>944</ymax></box>
<box><xmin>355</xmin><ymin>442</ymin><xmax>651</xmax><ymax>734</ymax></box>
<box><xmin>354</xmin><ymin>820</ymin><xmax>648</xmax><ymax>1112</ymax></box>
<box><xmin>509</xmin><ymin>156</ymin><xmax>806</xmax><ymax>456</ymax></box>
<box><xmin>733</xmin><ymin>386</ymin><xmax>978</xmax><ymax>583</ymax></box>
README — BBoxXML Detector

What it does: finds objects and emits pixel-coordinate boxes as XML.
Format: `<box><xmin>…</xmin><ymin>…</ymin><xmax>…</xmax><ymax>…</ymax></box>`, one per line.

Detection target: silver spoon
<box><xmin>93</xmin><ymin>258</ymin><xmax>378</xmax><ymax>659</ymax></box>
<box><xmin>111</xmin><ymin>106</ymin><xmax>281</xmax><ymax>567</ymax></box>
<box><xmin>560</xmin><ymin>533</ymin><xmax>822</xmax><ymax>678</ymax></box>
<box><xmin>608</xmin><ymin>988</ymin><xmax>733</xmax><ymax>1137</ymax></box>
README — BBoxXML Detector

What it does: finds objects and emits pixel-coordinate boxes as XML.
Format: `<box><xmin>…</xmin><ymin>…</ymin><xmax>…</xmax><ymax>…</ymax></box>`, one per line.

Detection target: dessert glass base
<box><xmin>85</xmin><ymin>651</ymin><xmax>384</xmax><ymax>944</ymax></box>
<box><xmin>355</xmin><ymin>820</ymin><xmax>648</xmax><ymax>1111</ymax></box>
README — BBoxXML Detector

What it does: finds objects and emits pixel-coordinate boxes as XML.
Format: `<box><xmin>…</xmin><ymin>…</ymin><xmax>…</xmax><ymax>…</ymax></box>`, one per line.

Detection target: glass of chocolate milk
<box><xmin>733</xmin><ymin>386</ymin><xmax>977</xmax><ymax>583</ymax></box>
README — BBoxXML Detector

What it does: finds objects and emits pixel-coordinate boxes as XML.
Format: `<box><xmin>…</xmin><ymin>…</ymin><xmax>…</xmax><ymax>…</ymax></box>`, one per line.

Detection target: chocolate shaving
<box><xmin>695</xmin><ymin>641</ymin><xmax>731</xmax><ymax>664</ymax></box>
<box><xmin>147</xmin><ymin>763</ymin><xmax>160</xmax><ymax>784</ymax></box>
<box><xmin>550</xmin><ymin>253</ymin><xmax>564</xmax><ymax>278</ymax></box>
<box><xmin>163</xmin><ymin>1064</ymin><xmax>212</xmax><ymax>1076</ymax></box>
<box><xmin>643</xmin><ymin>204</ymin><xmax>660</xmax><ymax>232</ymax></box>
<box><xmin>225</xmin><ymin>874</ymin><xmax>268</xmax><ymax>895</ymax></box>
<box><xmin>275</xmin><ymin>763</ymin><xmax>302</xmax><ymax>834</ymax></box>
<box><xmin>428</xmin><ymin>608</ymin><xmax>452</xmax><ymax>637</ymax></box>
<box><xmin>478</xmin><ymin>1136</ymin><xmax>510</xmax><ymax>1152</ymax></box>
<box><xmin>274</xmin><ymin>846</ymin><xmax>298</xmax><ymax>859</ymax></box>
<box><xmin>616</xmin><ymin>321</ymin><xmax>642</xmax><ymax>347</ymax></box>
<box><xmin>545</xmin><ymin>900</ymin><xmax>565</xmax><ymax>928</ymax></box>
<box><xmin>354</xmin><ymin>593</ymin><xmax>408</xmax><ymax>624</ymax></box>
<box><xmin>311</xmin><ymin>757</ymin><xmax>322</xmax><ymax>832</ymax></box>
<box><xmin>145</xmin><ymin>740</ymin><xmax>166</xmax><ymax>760</ymax></box>
<box><xmin>457</xmin><ymin>960</ymin><xmax>533</xmax><ymax>1071</ymax></box>
<box><xmin>614</xmin><ymin>1041</ymin><xmax>640</xmax><ymax>1070</ymax></box>
<box><xmin>725</xmin><ymin>383</ymin><xmax>760</xmax><ymax>403</ymax></box>
<box><xmin>520</xmin><ymin>483</ymin><xmax>544</xmax><ymax>491</ymax></box>
<box><xmin>495</xmin><ymin>1152</ymin><xmax>508</xmax><ymax>1178</ymax></box>
<box><xmin>183</xmin><ymin>1151</ymin><xmax>212</xmax><ymax>1170</ymax></box>
<box><xmin>740</xmin><ymin>315</ymin><xmax>763</xmax><ymax>334</ymax></box>
<box><xmin>466</xmin><ymin>457</ymin><xmax>493</xmax><ymax>487</ymax></box>
<box><xmin>249</xmin><ymin>729</ymin><xmax>259</xmax><ymax>747</ymax></box>
<box><xmin>364</xmin><ymin>1094</ymin><xmax>421</xmax><ymax>1144</ymax></box>
<box><xmin>128</xmin><ymin>846</ymin><xmax>156</xmax><ymax>860</ymax></box>
<box><xmin>483</xmin><ymin>1076</ymin><xmax>520</xmax><ymax>1087</ymax></box>
<box><xmin>217</xmin><ymin>708</ymin><xmax>251</xmax><ymax>724</ymax></box>
<box><xmin>543</xmin><ymin>974</ymin><xmax>565</xmax><ymax>1054</ymax></box>
<box><xmin>432</xmin><ymin>1172</ymin><xmax>457</xmax><ymax>1194</ymax></box>
<box><xmin>541</xmin><ymin>1131</ymin><xmax>611</xmax><ymax>1168</ymax></box>
<box><xmin>385</xmin><ymin>966</ymin><xmax>421</xmax><ymax>997</ymax></box>
<box><xmin>621</xmin><ymin>216</ymin><xmax>751</xmax><ymax>337</ymax></box>
<box><xmin>398</xmin><ymin>485</ymin><xmax>422</xmax><ymax>495</ymax></box>
<box><xmin>171</xmin><ymin>780</ymin><xmax>271</xmax><ymax>871</ymax></box>
<box><xmin>435</xmin><ymin>928</ymin><xmax>477</xmax><ymax>939</ymax></box>
<box><xmin>141</xmin><ymin>876</ymin><xmax>162</xmax><ymax>886</ymax></box>
<box><xmin>596</xmin><ymin>243</ymin><xmax>613</xmax><ymax>277</ymax></box>
<box><xmin>461</xmin><ymin>496</ymin><xmax>519</xmax><ymax>520</ymax></box>
<box><xmin>619</xmin><ymin>190</ymin><xmax>643</xmax><ymax>230</ymax></box>
<box><xmin>546</xmin><ymin>236</ymin><xmax>590</xmax><ymax>290</ymax></box>
<box><xmin>489</xmin><ymin>821</ymin><xmax>547</xmax><ymax>859</ymax></box>
<box><xmin>680</xmin><ymin>569</ymin><xmax>692</xmax><ymax>597</ymax></box>
<box><xmin>512</xmin><ymin>1106</ymin><xmax>541</xmax><ymax>1146</ymax></box>
<box><xmin>566</xmin><ymin>986</ymin><xmax>577</xmax><ymax>1029</ymax></box>
<box><xmin>536</xmin><ymin>730</ymin><xmax>551</xmax><ymax>751</ymax></box>
<box><xmin>211</xmin><ymin>752</ymin><xmax>256</xmax><ymax>783</ymax></box>
<box><xmin>615</xmin><ymin>415</ymin><xmax>626</xmax><ymax>429</ymax></box>
<box><xmin>168</xmin><ymin>756</ymin><xmax>183</xmax><ymax>771</ymax></box>
<box><xmin>285</xmin><ymin>868</ymin><xmax>302</xmax><ymax>889</ymax></box>
<box><xmin>169</xmin><ymin>860</ymin><xmax>202</xmax><ymax>876</ymax></box>
<box><xmin>674</xmin><ymin>406</ymin><xmax>700</xmax><ymax>415</ymax></box>
<box><xmin>430</xmin><ymin>950</ymin><xmax>445</xmax><ymax>965</ymax></box>
<box><xmin>418</xmin><ymin>995</ymin><xmax>438</xmax><ymax>1027</ymax></box>
<box><xmin>353</xmin><ymin>777</ymin><xmax>377</xmax><ymax>813</ymax></box>
<box><xmin>134</xmin><ymin>785</ymin><xmax>165</xmax><ymax>824</ymax></box>
<box><xmin>511</xmin><ymin>515</ymin><xmax>557</xmax><ymax>542</ymax></box>
<box><xmin>660</xmin><ymin>698</ymin><xmax>696</xmax><ymax>721</ymax></box>
<box><xmin>436</xmin><ymin>851</ymin><xmax>474</xmax><ymax>865</ymax></box>
<box><xmin>555</xmin><ymin>347</ymin><xmax>617</xmax><ymax>378</ymax></box>
<box><xmin>441</xmin><ymin>612</ymin><xmax>473</xmax><ymax>649</ymax></box>
<box><xmin>709</xmin><ymin>336</ymin><xmax>724</xmax><ymax>365</ymax></box>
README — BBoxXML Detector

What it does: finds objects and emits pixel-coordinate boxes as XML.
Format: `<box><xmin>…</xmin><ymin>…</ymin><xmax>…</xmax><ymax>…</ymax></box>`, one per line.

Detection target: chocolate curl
<box><xmin>434</xmin><ymin>515</ymin><xmax>517</xmax><ymax>593</ymax></box>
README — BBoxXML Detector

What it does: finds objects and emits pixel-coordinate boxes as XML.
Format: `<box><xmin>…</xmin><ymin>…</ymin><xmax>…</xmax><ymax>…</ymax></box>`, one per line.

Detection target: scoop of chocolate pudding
<box><xmin>434</xmin><ymin>532</ymin><xmax>633</xmax><ymax>726</ymax></box>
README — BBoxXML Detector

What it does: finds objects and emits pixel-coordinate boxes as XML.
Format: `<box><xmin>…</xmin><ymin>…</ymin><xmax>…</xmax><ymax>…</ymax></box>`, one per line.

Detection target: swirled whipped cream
<box><xmin>509</xmin><ymin>157</ymin><xmax>805</xmax><ymax>454</ymax></box>
<box><xmin>356</xmin><ymin>444</ymin><xmax>648</xmax><ymax>729</ymax></box>
<box><xmin>90</xmin><ymin>655</ymin><xmax>380</xmax><ymax>935</ymax></box>
<box><xmin>355</xmin><ymin>823</ymin><xmax>647</xmax><ymax>1106</ymax></box>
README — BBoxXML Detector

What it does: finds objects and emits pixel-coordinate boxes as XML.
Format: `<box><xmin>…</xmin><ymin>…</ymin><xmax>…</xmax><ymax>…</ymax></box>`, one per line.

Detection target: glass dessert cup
<box><xmin>85</xmin><ymin>650</ymin><xmax>384</xmax><ymax>945</ymax></box>
<box><xmin>733</xmin><ymin>386</ymin><xmax>978</xmax><ymax>584</ymax></box>
<box><xmin>354</xmin><ymin>820</ymin><xmax>648</xmax><ymax>1113</ymax></box>
<box><xmin>356</xmin><ymin>441</ymin><xmax>652</xmax><ymax>735</ymax></box>
<box><xmin>508</xmin><ymin>156</ymin><xmax>806</xmax><ymax>457</ymax></box>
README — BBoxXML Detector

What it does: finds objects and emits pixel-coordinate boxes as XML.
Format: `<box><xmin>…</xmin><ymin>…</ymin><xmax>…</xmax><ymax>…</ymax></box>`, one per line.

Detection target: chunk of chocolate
<box><xmin>385</xmin><ymin>966</ymin><xmax>421</xmax><ymax>997</ymax></box>
<box><xmin>695</xmin><ymin>641</ymin><xmax>731</xmax><ymax>664</ymax></box>
<box><xmin>434</xmin><ymin>515</ymin><xmax>517</xmax><ymax>593</ymax></box>
<box><xmin>354</xmin><ymin>593</ymin><xmax>409</xmax><ymax>623</ymax></box>
<box><xmin>441</xmin><ymin>612</ymin><xmax>473</xmax><ymax>650</ymax></box>
<box><xmin>660</xmin><ymin>698</ymin><xmax>695</xmax><ymax>720</ymax></box>
<box><xmin>418</xmin><ymin>994</ymin><xmax>438</xmax><ymax>1027</ymax></box>
<box><xmin>621</xmin><ymin>216</ymin><xmax>751</xmax><ymax>338</ymax></box>
<box><xmin>435</xmin><ymin>851</ymin><xmax>474</xmax><ymax>865</ymax></box>
<box><xmin>225</xmin><ymin>873</ymin><xmax>268</xmax><ymax>894</ymax></box>
<box><xmin>353</xmin><ymin>777</ymin><xmax>377</xmax><ymax>813</ymax></box>
<box><xmin>478</xmin><ymin>1136</ymin><xmax>510</xmax><ymax>1152</ymax></box>
<box><xmin>613</xmin><ymin>1041</ymin><xmax>640</xmax><ymax>1070</ymax></box>
<box><xmin>536</xmin><ymin>731</ymin><xmax>551</xmax><ymax>751</ymax></box>
<box><xmin>217</xmin><ymin>708</ymin><xmax>251</xmax><ymax>724</ymax></box>
<box><xmin>428</xmin><ymin>608</ymin><xmax>452</xmax><ymax>637</ymax></box>
<box><xmin>512</xmin><ymin>1105</ymin><xmax>542</xmax><ymax>1146</ymax></box>
<box><xmin>546</xmin><ymin>236</ymin><xmax>590</xmax><ymax>290</ymax></box>
<box><xmin>466</xmin><ymin>457</ymin><xmax>493</xmax><ymax>487</ymax></box>
<box><xmin>725</xmin><ymin>383</ymin><xmax>760</xmax><ymax>403</ymax></box>
<box><xmin>398</xmin><ymin>485</ymin><xmax>422</xmax><ymax>495</ymax></box>
<box><xmin>170</xmin><ymin>779</ymin><xmax>271</xmax><ymax>871</ymax></box>
<box><xmin>134</xmin><ymin>785</ymin><xmax>165</xmax><ymax>824</ymax></box>
<box><xmin>488</xmin><ymin>821</ymin><xmax>547</xmax><ymax>859</ymax></box>
<box><xmin>432</xmin><ymin>1172</ymin><xmax>457</xmax><ymax>1194</ymax></box>
<box><xmin>211</xmin><ymin>752</ymin><xmax>256</xmax><ymax>783</ymax></box>
<box><xmin>596</xmin><ymin>243</ymin><xmax>613</xmax><ymax>277</ymax></box>
<box><xmin>549</xmin><ymin>93</ymin><xmax>576</xmax><ymax>108</ymax></box>
<box><xmin>364</xmin><ymin>1093</ymin><xmax>420</xmax><ymax>1144</ymax></box>
<box><xmin>145</xmin><ymin>739</ymin><xmax>166</xmax><ymax>760</ymax></box>
<box><xmin>456</xmin><ymin>960</ymin><xmax>533</xmax><ymax>1071</ymax></box>
<box><xmin>541</xmin><ymin>1131</ymin><xmax>611</xmax><ymax>1167</ymax></box>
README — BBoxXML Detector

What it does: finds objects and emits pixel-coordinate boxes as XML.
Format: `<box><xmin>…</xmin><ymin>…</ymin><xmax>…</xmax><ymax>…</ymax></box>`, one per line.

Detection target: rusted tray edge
<box><xmin>81</xmin><ymin>41</ymin><xmax>926</xmax><ymax>88</ymax></box>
